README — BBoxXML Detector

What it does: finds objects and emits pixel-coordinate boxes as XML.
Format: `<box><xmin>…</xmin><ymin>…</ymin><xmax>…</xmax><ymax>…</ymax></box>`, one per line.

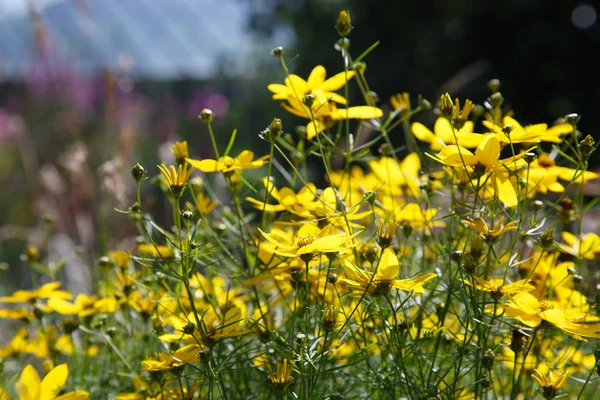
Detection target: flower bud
<box><xmin>183</xmin><ymin>323</ymin><xmax>195</xmax><ymax>335</ymax></box>
<box><xmin>24</xmin><ymin>246</ymin><xmax>39</xmax><ymax>263</ymax></box>
<box><xmin>131</xmin><ymin>163</ymin><xmax>145</xmax><ymax>182</ymax></box>
<box><xmin>199</xmin><ymin>108</ymin><xmax>213</xmax><ymax>124</ymax></box>
<box><xmin>171</xmin><ymin>141</ymin><xmax>189</xmax><ymax>165</ymax></box>
<box><xmin>260</xmin><ymin>118</ymin><xmax>283</xmax><ymax>141</ymax></box>
<box><xmin>303</xmin><ymin>94</ymin><xmax>315</xmax><ymax>108</ymax></box>
<box><xmin>524</xmin><ymin>152</ymin><xmax>537</xmax><ymax>164</ymax></box>
<box><xmin>271</xmin><ymin>46</ymin><xmax>284</xmax><ymax>57</ymax></box>
<box><xmin>565</xmin><ymin>113</ymin><xmax>581</xmax><ymax>126</ymax></box>
<box><xmin>438</xmin><ymin>93</ymin><xmax>454</xmax><ymax>119</ymax></box>
<box><xmin>322</xmin><ymin>304</ymin><xmax>340</xmax><ymax>332</ymax></box>
<box><xmin>335</xmin><ymin>10</ymin><xmax>353</xmax><ymax>37</ymax></box>
<box><xmin>482</xmin><ymin>349</ymin><xmax>495</xmax><ymax>370</ymax></box>
<box><xmin>580</xmin><ymin>135</ymin><xmax>595</xmax><ymax>157</ymax></box>
<box><xmin>488</xmin><ymin>92</ymin><xmax>504</xmax><ymax>109</ymax></box>
<box><xmin>538</xmin><ymin>228</ymin><xmax>555</xmax><ymax>250</ymax></box>
<box><xmin>327</xmin><ymin>272</ymin><xmax>338</xmax><ymax>285</ymax></box>
<box><xmin>487</xmin><ymin>79</ymin><xmax>501</xmax><ymax>93</ymax></box>
<box><xmin>510</xmin><ymin>329</ymin><xmax>526</xmax><ymax>354</ymax></box>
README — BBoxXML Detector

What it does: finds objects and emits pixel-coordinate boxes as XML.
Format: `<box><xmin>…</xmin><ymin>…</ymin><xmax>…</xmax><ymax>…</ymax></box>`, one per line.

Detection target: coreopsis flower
<box><xmin>268</xmin><ymin>65</ymin><xmax>355</xmax><ymax>105</ymax></box>
<box><xmin>267</xmin><ymin>359</ymin><xmax>294</xmax><ymax>389</ymax></box>
<box><xmin>428</xmin><ymin>135</ymin><xmax>531</xmax><ymax>207</ymax></box>
<box><xmin>463</xmin><ymin>215</ymin><xmax>517</xmax><ymax>245</ymax></box>
<box><xmin>279</xmin><ymin>88</ymin><xmax>383</xmax><ymax>139</ymax></box>
<box><xmin>258</xmin><ymin>223</ymin><xmax>359</xmax><ymax>262</ymax></box>
<box><xmin>0</xmin><ymin>282</ymin><xmax>72</xmax><ymax>303</ymax></box>
<box><xmin>141</xmin><ymin>344</ymin><xmax>201</xmax><ymax>372</ymax></box>
<box><xmin>501</xmin><ymin>292</ymin><xmax>600</xmax><ymax>341</ymax></box>
<box><xmin>157</xmin><ymin>163</ymin><xmax>194</xmax><ymax>197</ymax></box>
<box><xmin>559</xmin><ymin>231</ymin><xmax>600</xmax><ymax>260</ymax></box>
<box><xmin>186</xmin><ymin>150</ymin><xmax>269</xmax><ymax>177</ymax></box>
<box><xmin>411</xmin><ymin>118</ymin><xmax>479</xmax><ymax>150</ymax></box>
<box><xmin>482</xmin><ymin>115</ymin><xmax>572</xmax><ymax>144</ymax></box>
<box><xmin>531</xmin><ymin>369</ymin><xmax>568</xmax><ymax>399</ymax></box>
<box><xmin>194</xmin><ymin>192</ymin><xmax>218</xmax><ymax>214</ymax></box>
<box><xmin>462</xmin><ymin>276</ymin><xmax>534</xmax><ymax>301</ymax></box>
<box><xmin>0</xmin><ymin>327</ymin><xmax>29</xmax><ymax>358</ymax></box>
<box><xmin>137</xmin><ymin>243</ymin><xmax>174</xmax><ymax>259</ymax></box>
<box><xmin>368</xmin><ymin>152</ymin><xmax>424</xmax><ymax>197</ymax></box>
<box><xmin>522</xmin><ymin>152</ymin><xmax>600</xmax><ymax>196</ymax></box>
<box><xmin>390</xmin><ymin>92</ymin><xmax>411</xmax><ymax>116</ymax></box>
<box><xmin>245</xmin><ymin>178</ymin><xmax>318</xmax><ymax>218</ymax></box>
<box><xmin>160</xmin><ymin>304</ymin><xmax>248</xmax><ymax>345</ymax></box>
<box><xmin>171</xmin><ymin>140</ymin><xmax>189</xmax><ymax>165</ymax></box>
<box><xmin>341</xmin><ymin>248</ymin><xmax>436</xmax><ymax>296</ymax></box>
<box><xmin>15</xmin><ymin>363</ymin><xmax>89</xmax><ymax>399</ymax></box>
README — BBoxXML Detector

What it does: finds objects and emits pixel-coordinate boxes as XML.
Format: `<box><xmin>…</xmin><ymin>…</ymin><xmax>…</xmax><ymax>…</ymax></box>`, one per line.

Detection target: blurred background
<box><xmin>1</xmin><ymin>0</ymin><xmax>599</xmax><ymax>292</ymax></box>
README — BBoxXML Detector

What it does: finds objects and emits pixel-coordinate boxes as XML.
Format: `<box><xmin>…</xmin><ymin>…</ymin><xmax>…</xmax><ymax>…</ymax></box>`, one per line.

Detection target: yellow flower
<box><xmin>390</xmin><ymin>92</ymin><xmax>411</xmax><ymax>115</ymax></box>
<box><xmin>245</xmin><ymin>178</ymin><xmax>318</xmax><ymax>218</ymax></box>
<box><xmin>267</xmin><ymin>359</ymin><xmax>294</xmax><ymax>388</ymax></box>
<box><xmin>462</xmin><ymin>276</ymin><xmax>534</xmax><ymax>300</ymax></box>
<box><xmin>279</xmin><ymin>88</ymin><xmax>383</xmax><ymax>139</ymax></box>
<box><xmin>157</xmin><ymin>163</ymin><xmax>194</xmax><ymax>196</ymax></box>
<box><xmin>258</xmin><ymin>223</ymin><xmax>359</xmax><ymax>262</ymax></box>
<box><xmin>531</xmin><ymin>369</ymin><xmax>568</xmax><ymax>399</ymax></box>
<box><xmin>0</xmin><ymin>282</ymin><xmax>72</xmax><ymax>303</ymax></box>
<box><xmin>137</xmin><ymin>243</ymin><xmax>174</xmax><ymax>259</ymax></box>
<box><xmin>171</xmin><ymin>140</ymin><xmax>189</xmax><ymax>164</ymax></box>
<box><xmin>186</xmin><ymin>150</ymin><xmax>269</xmax><ymax>176</ymax></box>
<box><xmin>268</xmin><ymin>65</ymin><xmax>355</xmax><ymax>105</ymax></box>
<box><xmin>194</xmin><ymin>192</ymin><xmax>218</xmax><ymax>214</ymax></box>
<box><xmin>502</xmin><ymin>292</ymin><xmax>600</xmax><ymax>341</ymax></box>
<box><xmin>463</xmin><ymin>215</ymin><xmax>517</xmax><ymax>245</ymax></box>
<box><xmin>559</xmin><ymin>232</ymin><xmax>600</xmax><ymax>260</ymax></box>
<box><xmin>482</xmin><ymin>115</ymin><xmax>572</xmax><ymax>144</ymax></box>
<box><xmin>141</xmin><ymin>344</ymin><xmax>201</xmax><ymax>372</ymax></box>
<box><xmin>411</xmin><ymin>118</ymin><xmax>480</xmax><ymax>150</ymax></box>
<box><xmin>16</xmin><ymin>363</ymin><xmax>89</xmax><ymax>399</ymax></box>
<box><xmin>428</xmin><ymin>135</ymin><xmax>533</xmax><ymax>207</ymax></box>
<box><xmin>341</xmin><ymin>248</ymin><xmax>436</xmax><ymax>296</ymax></box>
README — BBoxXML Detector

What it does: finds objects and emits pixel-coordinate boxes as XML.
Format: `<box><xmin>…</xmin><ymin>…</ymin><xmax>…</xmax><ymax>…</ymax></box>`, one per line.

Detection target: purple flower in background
<box><xmin>26</xmin><ymin>52</ymin><xmax>100</xmax><ymax>113</ymax></box>
<box><xmin>187</xmin><ymin>89</ymin><xmax>229</xmax><ymax>119</ymax></box>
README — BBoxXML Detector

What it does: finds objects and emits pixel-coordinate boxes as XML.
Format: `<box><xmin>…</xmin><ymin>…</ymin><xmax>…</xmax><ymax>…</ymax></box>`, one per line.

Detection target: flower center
<box><xmin>539</xmin><ymin>300</ymin><xmax>554</xmax><ymax>312</ymax></box>
<box><xmin>296</xmin><ymin>235</ymin><xmax>315</xmax><ymax>248</ymax></box>
<box><xmin>222</xmin><ymin>156</ymin><xmax>235</xmax><ymax>168</ymax></box>
<box><xmin>537</xmin><ymin>154</ymin><xmax>555</xmax><ymax>168</ymax></box>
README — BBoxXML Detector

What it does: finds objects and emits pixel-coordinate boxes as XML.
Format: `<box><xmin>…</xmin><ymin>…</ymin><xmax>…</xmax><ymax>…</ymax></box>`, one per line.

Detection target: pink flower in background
<box><xmin>187</xmin><ymin>89</ymin><xmax>229</xmax><ymax>119</ymax></box>
<box><xmin>0</xmin><ymin>109</ymin><xmax>23</xmax><ymax>139</ymax></box>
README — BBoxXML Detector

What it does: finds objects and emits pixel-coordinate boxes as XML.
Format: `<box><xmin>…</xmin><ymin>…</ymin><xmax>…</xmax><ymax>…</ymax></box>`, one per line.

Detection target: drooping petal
<box><xmin>393</xmin><ymin>273</ymin><xmax>437</xmax><ymax>293</ymax></box>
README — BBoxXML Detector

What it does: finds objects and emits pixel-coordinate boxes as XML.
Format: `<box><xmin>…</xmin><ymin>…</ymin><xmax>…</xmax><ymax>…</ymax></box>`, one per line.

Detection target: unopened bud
<box><xmin>488</xmin><ymin>92</ymin><xmax>504</xmax><ymax>109</ymax></box>
<box><xmin>303</xmin><ymin>94</ymin><xmax>315</xmax><ymax>108</ymax></box>
<box><xmin>199</xmin><ymin>108</ymin><xmax>213</xmax><ymax>124</ymax></box>
<box><xmin>524</xmin><ymin>152</ymin><xmax>537</xmax><ymax>164</ymax></box>
<box><xmin>24</xmin><ymin>246</ymin><xmax>39</xmax><ymax>263</ymax></box>
<box><xmin>271</xmin><ymin>46</ymin><xmax>284</xmax><ymax>57</ymax></box>
<box><xmin>482</xmin><ymin>349</ymin><xmax>495</xmax><ymax>370</ymax></box>
<box><xmin>580</xmin><ymin>135</ymin><xmax>595</xmax><ymax>157</ymax></box>
<box><xmin>335</xmin><ymin>10</ymin><xmax>353</xmax><ymax>37</ymax></box>
<box><xmin>439</xmin><ymin>93</ymin><xmax>455</xmax><ymax>119</ymax></box>
<box><xmin>538</xmin><ymin>228</ymin><xmax>555</xmax><ymax>250</ymax></box>
<box><xmin>487</xmin><ymin>79</ymin><xmax>501</xmax><ymax>93</ymax></box>
<box><xmin>565</xmin><ymin>113</ymin><xmax>581</xmax><ymax>126</ymax></box>
<box><xmin>131</xmin><ymin>163</ymin><xmax>146</xmax><ymax>182</ymax></box>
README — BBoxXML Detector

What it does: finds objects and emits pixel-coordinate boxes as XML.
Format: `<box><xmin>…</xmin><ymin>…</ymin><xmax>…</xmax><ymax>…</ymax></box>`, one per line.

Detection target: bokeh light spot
<box><xmin>572</xmin><ymin>4</ymin><xmax>597</xmax><ymax>30</ymax></box>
